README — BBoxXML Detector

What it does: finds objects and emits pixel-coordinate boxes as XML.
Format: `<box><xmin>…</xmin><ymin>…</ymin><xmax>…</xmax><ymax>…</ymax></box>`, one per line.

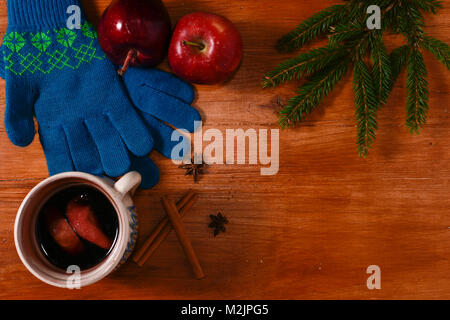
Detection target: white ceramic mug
<box><xmin>14</xmin><ymin>171</ymin><xmax>141</xmax><ymax>288</ymax></box>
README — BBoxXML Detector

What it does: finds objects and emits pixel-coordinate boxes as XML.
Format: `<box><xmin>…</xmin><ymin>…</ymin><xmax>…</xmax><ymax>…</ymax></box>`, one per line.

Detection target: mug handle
<box><xmin>114</xmin><ymin>171</ymin><xmax>142</xmax><ymax>199</ymax></box>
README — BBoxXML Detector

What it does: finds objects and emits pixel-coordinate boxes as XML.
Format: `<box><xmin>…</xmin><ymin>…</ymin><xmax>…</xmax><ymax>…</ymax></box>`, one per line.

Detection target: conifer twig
<box><xmin>371</xmin><ymin>33</ymin><xmax>393</xmax><ymax>105</ymax></box>
<box><xmin>276</xmin><ymin>4</ymin><xmax>348</xmax><ymax>52</ymax></box>
<box><xmin>279</xmin><ymin>57</ymin><xmax>350</xmax><ymax>128</ymax></box>
<box><xmin>406</xmin><ymin>48</ymin><xmax>429</xmax><ymax>133</ymax></box>
<box><xmin>263</xmin><ymin>46</ymin><xmax>347</xmax><ymax>88</ymax></box>
<box><xmin>353</xmin><ymin>59</ymin><xmax>378</xmax><ymax>157</ymax></box>
<box><xmin>421</xmin><ymin>36</ymin><xmax>450</xmax><ymax>70</ymax></box>
<box><xmin>263</xmin><ymin>0</ymin><xmax>450</xmax><ymax>156</ymax></box>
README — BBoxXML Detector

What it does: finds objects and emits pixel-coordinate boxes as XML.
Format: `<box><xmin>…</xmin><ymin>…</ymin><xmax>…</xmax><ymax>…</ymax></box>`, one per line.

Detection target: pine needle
<box><xmin>406</xmin><ymin>48</ymin><xmax>429</xmax><ymax>133</ymax></box>
<box><xmin>328</xmin><ymin>23</ymin><xmax>366</xmax><ymax>47</ymax></box>
<box><xmin>262</xmin><ymin>0</ymin><xmax>449</xmax><ymax>156</ymax></box>
<box><xmin>400</xmin><ymin>5</ymin><xmax>425</xmax><ymax>44</ymax></box>
<box><xmin>390</xmin><ymin>45</ymin><xmax>411</xmax><ymax>83</ymax></box>
<box><xmin>411</xmin><ymin>0</ymin><xmax>443</xmax><ymax>14</ymax></box>
<box><xmin>262</xmin><ymin>46</ymin><xmax>347</xmax><ymax>88</ymax></box>
<box><xmin>371</xmin><ymin>33</ymin><xmax>393</xmax><ymax>105</ymax></box>
<box><xmin>276</xmin><ymin>4</ymin><xmax>347</xmax><ymax>52</ymax></box>
<box><xmin>353</xmin><ymin>59</ymin><xmax>378</xmax><ymax>157</ymax></box>
<box><xmin>279</xmin><ymin>57</ymin><xmax>350</xmax><ymax>128</ymax></box>
<box><xmin>421</xmin><ymin>36</ymin><xmax>450</xmax><ymax>70</ymax></box>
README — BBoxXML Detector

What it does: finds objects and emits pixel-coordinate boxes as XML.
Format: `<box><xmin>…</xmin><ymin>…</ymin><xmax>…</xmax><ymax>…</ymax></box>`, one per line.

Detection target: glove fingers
<box><xmin>140</xmin><ymin>113</ymin><xmax>184</xmax><ymax>160</ymax></box>
<box><xmin>62</xmin><ymin>122</ymin><xmax>103</xmax><ymax>176</ymax></box>
<box><xmin>135</xmin><ymin>86</ymin><xmax>201</xmax><ymax>132</ymax></box>
<box><xmin>85</xmin><ymin>116</ymin><xmax>131</xmax><ymax>178</ymax></box>
<box><xmin>129</xmin><ymin>155</ymin><xmax>160</xmax><ymax>189</ymax></box>
<box><xmin>107</xmin><ymin>110</ymin><xmax>153</xmax><ymax>157</ymax></box>
<box><xmin>124</xmin><ymin>68</ymin><xmax>195</xmax><ymax>104</ymax></box>
<box><xmin>39</xmin><ymin>126</ymin><xmax>75</xmax><ymax>175</ymax></box>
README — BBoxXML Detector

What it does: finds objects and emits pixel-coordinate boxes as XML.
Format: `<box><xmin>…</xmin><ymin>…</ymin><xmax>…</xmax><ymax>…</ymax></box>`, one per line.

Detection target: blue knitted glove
<box><xmin>2</xmin><ymin>0</ymin><xmax>154</xmax><ymax>178</ymax></box>
<box><xmin>1</xmin><ymin>0</ymin><xmax>200</xmax><ymax>189</ymax></box>
<box><xmin>123</xmin><ymin>67</ymin><xmax>199</xmax><ymax>159</ymax></box>
<box><xmin>124</xmin><ymin>67</ymin><xmax>200</xmax><ymax>188</ymax></box>
<box><xmin>0</xmin><ymin>54</ymin><xmax>4</xmax><ymax>79</ymax></box>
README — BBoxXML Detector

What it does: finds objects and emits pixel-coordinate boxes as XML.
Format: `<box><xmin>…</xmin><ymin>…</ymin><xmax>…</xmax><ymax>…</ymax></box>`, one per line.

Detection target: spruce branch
<box><xmin>279</xmin><ymin>57</ymin><xmax>350</xmax><ymax>128</ymax></box>
<box><xmin>328</xmin><ymin>23</ymin><xmax>366</xmax><ymax>47</ymax></box>
<box><xmin>276</xmin><ymin>4</ymin><xmax>348</xmax><ymax>52</ymax></box>
<box><xmin>353</xmin><ymin>59</ymin><xmax>378</xmax><ymax>157</ymax></box>
<box><xmin>390</xmin><ymin>45</ymin><xmax>411</xmax><ymax>83</ymax></box>
<box><xmin>421</xmin><ymin>36</ymin><xmax>450</xmax><ymax>70</ymax></box>
<box><xmin>383</xmin><ymin>0</ymin><xmax>404</xmax><ymax>33</ymax></box>
<box><xmin>262</xmin><ymin>46</ymin><xmax>347</xmax><ymax>88</ymax></box>
<box><xmin>406</xmin><ymin>48</ymin><xmax>429</xmax><ymax>133</ymax></box>
<box><xmin>411</xmin><ymin>0</ymin><xmax>443</xmax><ymax>14</ymax></box>
<box><xmin>263</xmin><ymin>0</ymin><xmax>450</xmax><ymax>156</ymax></box>
<box><xmin>371</xmin><ymin>33</ymin><xmax>393</xmax><ymax>105</ymax></box>
<box><xmin>349</xmin><ymin>30</ymin><xmax>373</xmax><ymax>60</ymax></box>
<box><xmin>400</xmin><ymin>4</ymin><xmax>425</xmax><ymax>44</ymax></box>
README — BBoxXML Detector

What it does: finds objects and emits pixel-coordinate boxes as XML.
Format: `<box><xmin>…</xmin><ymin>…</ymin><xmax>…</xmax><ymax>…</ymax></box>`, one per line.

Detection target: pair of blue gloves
<box><xmin>0</xmin><ymin>0</ymin><xmax>200</xmax><ymax>188</ymax></box>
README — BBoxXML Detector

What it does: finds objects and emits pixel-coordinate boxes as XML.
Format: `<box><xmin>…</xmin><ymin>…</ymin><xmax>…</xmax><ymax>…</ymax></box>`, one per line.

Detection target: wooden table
<box><xmin>0</xmin><ymin>0</ymin><xmax>449</xmax><ymax>300</ymax></box>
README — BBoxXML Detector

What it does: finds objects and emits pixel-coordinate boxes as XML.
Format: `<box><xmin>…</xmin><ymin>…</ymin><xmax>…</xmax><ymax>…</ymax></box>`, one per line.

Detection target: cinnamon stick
<box><xmin>133</xmin><ymin>190</ymin><xmax>195</xmax><ymax>264</ymax></box>
<box><xmin>161</xmin><ymin>196</ymin><xmax>205</xmax><ymax>280</ymax></box>
<box><xmin>136</xmin><ymin>194</ymin><xmax>199</xmax><ymax>266</ymax></box>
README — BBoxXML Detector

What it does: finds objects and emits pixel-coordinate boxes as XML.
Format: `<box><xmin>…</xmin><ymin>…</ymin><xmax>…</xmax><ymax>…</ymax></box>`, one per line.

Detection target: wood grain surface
<box><xmin>0</xmin><ymin>0</ymin><xmax>449</xmax><ymax>299</ymax></box>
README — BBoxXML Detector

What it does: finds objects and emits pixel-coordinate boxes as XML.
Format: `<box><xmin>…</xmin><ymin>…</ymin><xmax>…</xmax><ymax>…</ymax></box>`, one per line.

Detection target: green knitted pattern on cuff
<box><xmin>3</xmin><ymin>22</ymin><xmax>105</xmax><ymax>77</ymax></box>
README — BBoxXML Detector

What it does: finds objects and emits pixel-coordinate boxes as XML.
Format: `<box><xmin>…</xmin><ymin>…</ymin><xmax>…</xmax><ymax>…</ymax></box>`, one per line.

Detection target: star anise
<box><xmin>208</xmin><ymin>212</ymin><xmax>228</xmax><ymax>237</ymax></box>
<box><xmin>179</xmin><ymin>154</ymin><xmax>207</xmax><ymax>183</ymax></box>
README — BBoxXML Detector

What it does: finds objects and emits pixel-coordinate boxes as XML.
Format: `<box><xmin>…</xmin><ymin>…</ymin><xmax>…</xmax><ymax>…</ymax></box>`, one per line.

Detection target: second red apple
<box><xmin>168</xmin><ymin>12</ymin><xmax>243</xmax><ymax>85</ymax></box>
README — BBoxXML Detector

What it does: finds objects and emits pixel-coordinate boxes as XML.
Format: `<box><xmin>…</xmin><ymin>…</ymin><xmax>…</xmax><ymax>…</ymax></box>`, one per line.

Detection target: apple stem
<box><xmin>118</xmin><ymin>49</ymin><xmax>137</xmax><ymax>76</ymax></box>
<box><xmin>182</xmin><ymin>40</ymin><xmax>205</xmax><ymax>50</ymax></box>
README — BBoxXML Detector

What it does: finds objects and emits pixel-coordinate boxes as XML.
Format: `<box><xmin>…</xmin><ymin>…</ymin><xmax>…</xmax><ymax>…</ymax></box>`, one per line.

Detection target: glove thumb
<box><xmin>0</xmin><ymin>45</ymin><xmax>4</xmax><ymax>79</ymax></box>
<box><xmin>123</xmin><ymin>67</ymin><xmax>195</xmax><ymax>104</ymax></box>
<box><xmin>129</xmin><ymin>155</ymin><xmax>160</xmax><ymax>189</ymax></box>
<box><xmin>4</xmin><ymin>81</ymin><xmax>36</xmax><ymax>147</ymax></box>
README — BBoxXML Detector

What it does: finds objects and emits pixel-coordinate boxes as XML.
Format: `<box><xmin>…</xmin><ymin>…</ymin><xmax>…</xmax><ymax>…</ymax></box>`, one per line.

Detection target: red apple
<box><xmin>98</xmin><ymin>0</ymin><xmax>171</xmax><ymax>75</ymax></box>
<box><xmin>66</xmin><ymin>196</ymin><xmax>113</xmax><ymax>250</ymax></box>
<box><xmin>168</xmin><ymin>12</ymin><xmax>243</xmax><ymax>84</ymax></box>
<box><xmin>44</xmin><ymin>206</ymin><xmax>84</xmax><ymax>255</ymax></box>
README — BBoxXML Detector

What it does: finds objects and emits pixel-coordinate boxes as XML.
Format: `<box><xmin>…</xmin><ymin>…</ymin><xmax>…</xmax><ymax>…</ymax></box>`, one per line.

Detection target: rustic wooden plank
<box><xmin>0</xmin><ymin>0</ymin><xmax>449</xmax><ymax>299</ymax></box>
